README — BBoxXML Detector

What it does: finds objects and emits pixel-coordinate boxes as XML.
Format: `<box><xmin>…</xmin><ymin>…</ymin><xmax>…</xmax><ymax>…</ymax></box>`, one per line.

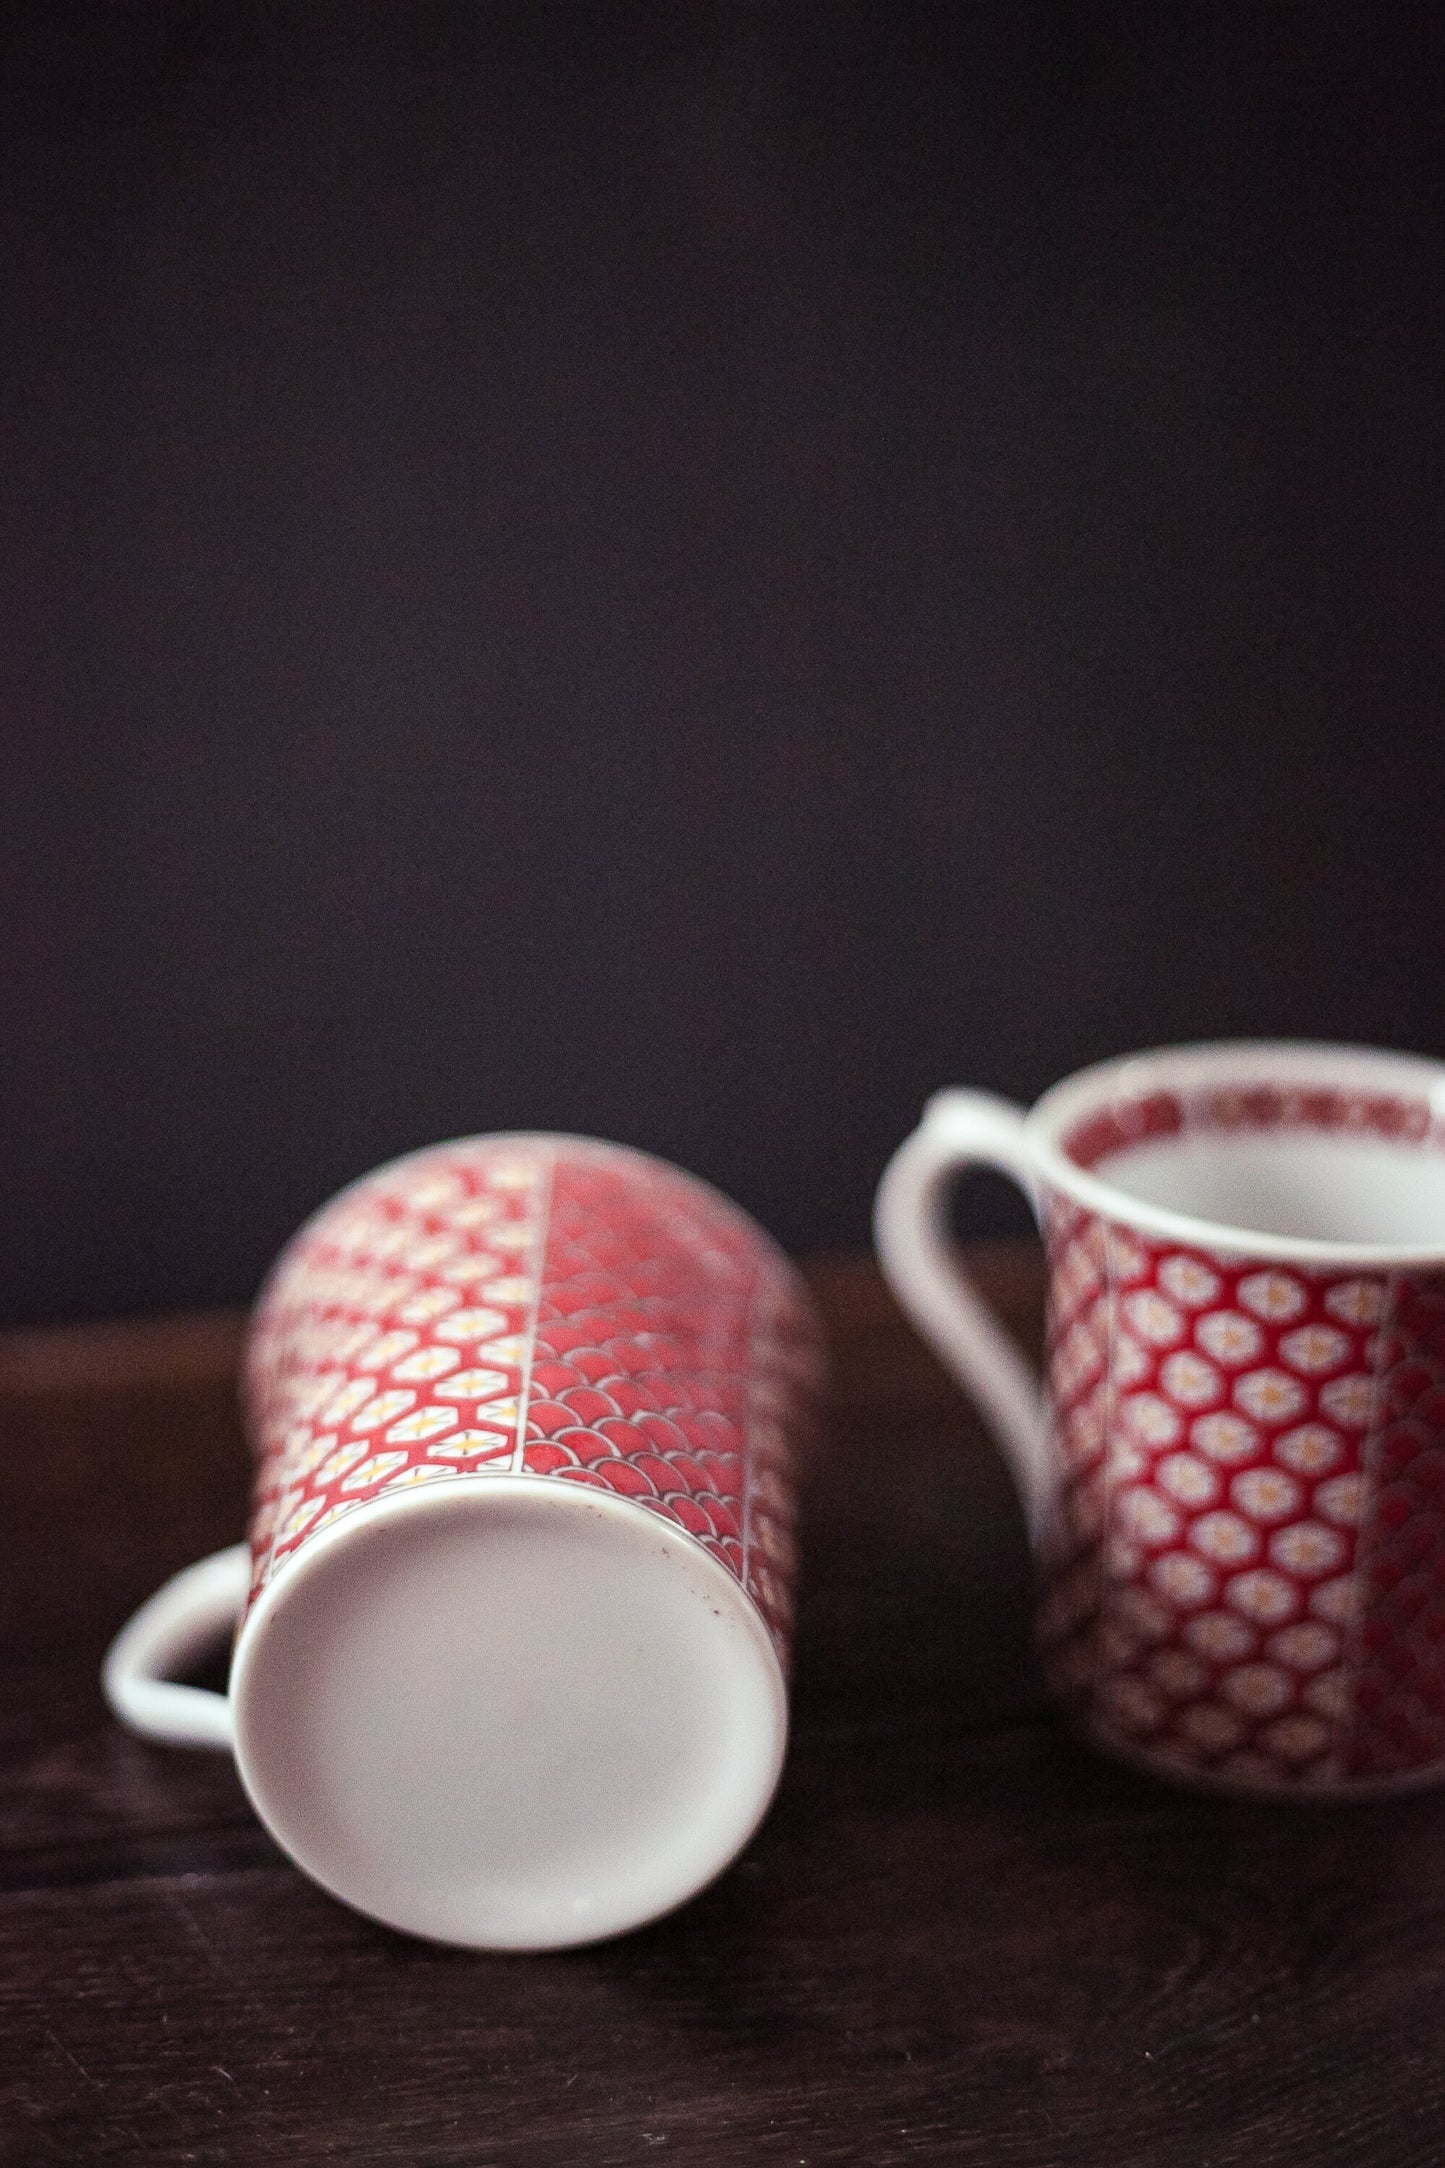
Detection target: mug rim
<box><xmin>1025</xmin><ymin>1038</ymin><xmax>1445</xmax><ymax>1267</ymax></box>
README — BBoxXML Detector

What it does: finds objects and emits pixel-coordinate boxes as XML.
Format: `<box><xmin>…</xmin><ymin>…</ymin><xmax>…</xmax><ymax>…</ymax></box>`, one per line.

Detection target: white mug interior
<box><xmin>1026</xmin><ymin>1041</ymin><xmax>1445</xmax><ymax>1262</ymax></box>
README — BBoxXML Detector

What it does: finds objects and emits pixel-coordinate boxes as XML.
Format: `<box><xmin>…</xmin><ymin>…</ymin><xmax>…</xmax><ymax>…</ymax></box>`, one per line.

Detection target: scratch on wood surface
<box><xmin>44</xmin><ymin>2030</ymin><xmax>95</xmax><ymax>2086</ymax></box>
<box><xmin>162</xmin><ymin>1884</ymin><xmax>223</xmax><ymax>1973</ymax></box>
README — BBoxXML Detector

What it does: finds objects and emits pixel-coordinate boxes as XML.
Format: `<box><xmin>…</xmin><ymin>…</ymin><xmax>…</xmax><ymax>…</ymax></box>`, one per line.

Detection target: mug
<box><xmin>105</xmin><ymin>1135</ymin><xmax>822</xmax><ymax>1949</ymax></box>
<box><xmin>876</xmin><ymin>1042</ymin><xmax>1445</xmax><ymax>1797</ymax></box>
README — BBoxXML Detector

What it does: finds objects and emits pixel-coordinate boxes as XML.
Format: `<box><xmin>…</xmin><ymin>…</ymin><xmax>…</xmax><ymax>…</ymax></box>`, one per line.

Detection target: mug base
<box><xmin>231</xmin><ymin>1477</ymin><xmax>787</xmax><ymax>1949</ymax></box>
<box><xmin>1074</xmin><ymin>1717</ymin><xmax>1445</xmax><ymax>1802</ymax></box>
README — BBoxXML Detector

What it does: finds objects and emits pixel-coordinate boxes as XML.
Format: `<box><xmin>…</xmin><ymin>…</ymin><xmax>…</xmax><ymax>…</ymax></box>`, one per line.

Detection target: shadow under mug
<box><xmin>105</xmin><ymin>1134</ymin><xmax>821</xmax><ymax>1949</ymax></box>
<box><xmin>876</xmin><ymin>1041</ymin><xmax>1445</xmax><ymax>1797</ymax></box>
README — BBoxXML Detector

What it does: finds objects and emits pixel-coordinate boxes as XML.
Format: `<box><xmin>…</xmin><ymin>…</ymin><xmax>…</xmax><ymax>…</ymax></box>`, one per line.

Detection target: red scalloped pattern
<box><xmin>241</xmin><ymin>1140</ymin><xmax>820</xmax><ymax>1659</ymax></box>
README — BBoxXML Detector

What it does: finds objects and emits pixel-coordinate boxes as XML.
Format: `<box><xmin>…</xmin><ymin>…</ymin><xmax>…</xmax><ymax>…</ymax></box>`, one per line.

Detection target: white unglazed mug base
<box><xmin>231</xmin><ymin>1478</ymin><xmax>788</xmax><ymax>1952</ymax></box>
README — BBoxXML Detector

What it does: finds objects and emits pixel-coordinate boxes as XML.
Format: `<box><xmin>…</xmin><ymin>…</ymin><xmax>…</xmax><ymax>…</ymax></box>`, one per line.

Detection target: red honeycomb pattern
<box><xmin>1350</xmin><ymin>1270</ymin><xmax>1445</xmax><ymax>1777</ymax></box>
<box><xmin>243</xmin><ymin>1138</ymin><xmax>821</xmax><ymax>1658</ymax></box>
<box><xmin>1037</xmin><ymin>1081</ymin><xmax>1445</xmax><ymax>1791</ymax></box>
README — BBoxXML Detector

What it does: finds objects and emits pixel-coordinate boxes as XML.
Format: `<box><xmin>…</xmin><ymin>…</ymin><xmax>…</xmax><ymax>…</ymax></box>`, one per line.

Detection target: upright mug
<box><xmin>106</xmin><ymin>1135</ymin><xmax>821</xmax><ymax>1948</ymax></box>
<box><xmin>876</xmin><ymin>1043</ymin><xmax>1445</xmax><ymax>1796</ymax></box>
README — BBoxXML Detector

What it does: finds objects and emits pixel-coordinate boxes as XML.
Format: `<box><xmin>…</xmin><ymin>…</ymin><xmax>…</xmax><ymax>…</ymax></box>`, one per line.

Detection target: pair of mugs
<box><xmin>107</xmin><ymin>1042</ymin><xmax>1445</xmax><ymax>1950</ymax></box>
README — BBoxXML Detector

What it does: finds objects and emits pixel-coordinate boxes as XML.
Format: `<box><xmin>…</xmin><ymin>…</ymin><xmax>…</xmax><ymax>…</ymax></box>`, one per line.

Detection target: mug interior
<box><xmin>1033</xmin><ymin>1044</ymin><xmax>1445</xmax><ymax>1256</ymax></box>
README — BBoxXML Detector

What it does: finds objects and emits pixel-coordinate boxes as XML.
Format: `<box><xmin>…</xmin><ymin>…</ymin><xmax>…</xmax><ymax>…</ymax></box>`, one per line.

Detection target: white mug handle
<box><xmin>874</xmin><ymin>1090</ymin><xmax>1055</xmax><ymax>1539</ymax></box>
<box><xmin>102</xmin><ymin>1545</ymin><xmax>250</xmax><ymax>1751</ymax></box>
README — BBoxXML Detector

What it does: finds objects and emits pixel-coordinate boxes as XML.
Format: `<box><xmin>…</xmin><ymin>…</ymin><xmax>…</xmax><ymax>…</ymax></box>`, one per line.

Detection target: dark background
<box><xmin>3</xmin><ymin>2</ymin><xmax>1443</xmax><ymax>1328</ymax></box>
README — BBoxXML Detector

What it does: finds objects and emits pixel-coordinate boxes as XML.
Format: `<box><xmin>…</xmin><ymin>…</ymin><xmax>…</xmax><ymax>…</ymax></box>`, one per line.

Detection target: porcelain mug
<box><xmin>876</xmin><ymin>1043</ymin><xmax>1445</xmax><ymax>1797</ymax></box>
<box><xmin>105</xmin><ymin>1135</ymin><xmax>821</xmax><ymax>1949</ymax></box>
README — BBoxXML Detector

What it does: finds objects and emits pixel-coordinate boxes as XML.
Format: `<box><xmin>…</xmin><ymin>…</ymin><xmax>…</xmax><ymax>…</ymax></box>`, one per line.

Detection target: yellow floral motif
<box><xmin>1278</xmin><ymin>1325</ymin><xmax>1351</xmax><ymax>1377</ymax></box>
<box><xmin>395</xmin><ymin>1286</ymin><xmax>463</xmax><ymax>1325</ymax></box>
<box><xmin>328</xmin><ymin>1322</ymin><xmax>377</xmax><ymax>1362</ymax></box>
<box><xmin>348</xmin><ymin>1389</ymin><xmax>416</xmax><ymax>1434</ymax></box>
<box><xmin>1149</xmin><ymin>1551</ymin><xmax>1217</xmax><ymax>1608</ymax></box>
<box><xmin>390</xmin><ymin>1345</ymin><xmax>462</xmax><ymax>1383</ymax></box>
<box><xmin>433</xmin><ymin>1367</ymin><xmax>512</xmax><ymax>1402</ymax></box>
<box><xmin>311</xmin><ymin>1499</ymin><xmax>365</xmax><ymax>1536</ymax></box>
<box><xmin>1191</xmin><ymin>1413</ymin><xmax>1259</xmax><ymax>1464</ymax></box>
<box><xmin>1323</xmin><ymin>1279</ymin><xmax>1387</xmax><ymax>1327</ymax></box>
<box><xmin>400</xmin><ymin>1172</ymin><xmax>465</xmax><ymax>1212</ymax></box>
<box><xmin>1157</xmin><ymin>1453</ymin><xmax>1219</xmax><ymax>1506</ymax></box>
<box><xmin>1307</xmin><ymin>1574</ymin><xmax>1359</xmax><ymax>1624</ymax></box>
<box><xmin>1195</xmin><ymin>1311</ymin><xmax>1265</xmax><ymax>1367</ymax></box>
<box><xmin>472</xmin><ymin>1335</ymin><xmax>528</xmax><ymax>1366</ymax></box>
<box><xmin>1319</xmin><ymin>1375</ymin><xmax>1378</xmax><ymax>1428</ymax></box>
<box><xmin>1315</xmin><ymin>1473</ymin><xmax>1366</xmax><ymax>1527</ymax></box>
<box><xmin>428</xmin><ymin>1429</ymin><xmax>513</xmax><ymax>1461</ymax></box>
<box><xmin>1158</xmin><ymin>1256</ymin><xmax>1222</xmax><ymax>1309</ymax></box>
<box><xmin>1115</xmin><ymin>1488</ymin><xmax>1180</xmax><ymax>1546</ymax></box>
<box><xmin>483</xmin><ymin>1222</ymin><xmax>533</xmax><ymax>1253</ymax></box>
<box><xmin>316</xmin><ymin>1441</ymin><xmax>368</xmax><ymax>1484</ymax></box>
<box><xmin>1269</xmin><ymin>1522</ymin><xmax>1347</xmax><ymax>1577</ymax></box>
<box><xmin>341</xmin><ymin>1451</ymin><xmax>409</xmax><ymax>1491</ymax></box>
<box><xmin>448</xmin><ymin>1196</ymin><xmax>505</xmax><ymax>1229</ymax></box>
<box><xmin>1160</xmin><ymin>1351</ymin><xmax>1223</xmax><ymax>1408</ymax></box>
<box><xmin>278</xmin><ymin>1496</ymin><xmax>326</xmax><ymax>1544</ymax></box>
<box><xmin>1189</xmin><ymin>1511</ymin><xmax>1259</xmax><ymax>1565</ymax></box>
<box><xmin>384</xmin><ymin>1406</ymin><xmax>459</xmax><ymax>1445</ymax></box>
<box><xmin>480</xmin><ymin>1277</ymin><xmax>533</xmax><ymax>1306</ymax></box>
<box><xmin>1113</xmin><ymin>1337</ymin><xmax>1153</xmax><ymax>1387</ymax></box>
<box><xmin>486</xmin><ymin>1162</ymin><xmax>540</xmax><ymax>1190</ymax></box>
<box><xmin>359</xmin><ymin>1223</ymin><xmax>415</xmax><ymax>1263</ymax></box>
<box><xmin>433</xmin><ymin>1307</ymin><xmax>511</xmax><ymax>1344</ymax></box>
<box><xmin>439</xmin><ymin>1254</ymin><xmax>505</xmax><ymax>1286</ymax></box>
<box><xmin>355</xmin><ymin>1274</ymin><xmax>418</xmax><ymax>1317</ymax></box>
<box><xmin>1123</xmin><ymin>1290</ymin><xmax>1186</xmax><ymax>1347</ymax></box>
<box><xmin>1233</xmin><ymin>1370</ymin><xmax>1306</xmax><ymax>1424</ymax></box>
<box><xmin>1274</xmin><ymin>1424</ymin><xmax>1344</xmax><ymax>1475</ymax></box>
<box><xmin>1229</xmin><ymin>1467</ymin><xmax>1303</xmax><ymax>1523</ymax></box>
<box><xmin>356</xmin><ymin>1329</ymin><xmax>420</xmax><ymax>1373</ymax></box>
<box><xmin>319</xmin><ymin>1377</ymin><xmax>375</xmax><ymax>1426</ymax></box>
<box><xmin>295</xmin><ymin>1431</ymin><xmax>339</xmax><ymax>1476</ymax></box>
<box><xmin>1183</xmin><ymin>1610</ymin><xmax>1256</xmax><ymax>1661</ymax></box>
<box><xmin>1268</xmin><ymin>1621</ymin><xmax>1339</xmax><ymax>1672</ymax></box>
<box><xmin>1222</xmin><ymin>1568</ymin><xmax>1297</xmax><ymax>1624</ymax></box>
<box><xmin>1237</xmin><ymin>1272</ymin><xmax>1308</xmax><ymax>1323</ymax></box>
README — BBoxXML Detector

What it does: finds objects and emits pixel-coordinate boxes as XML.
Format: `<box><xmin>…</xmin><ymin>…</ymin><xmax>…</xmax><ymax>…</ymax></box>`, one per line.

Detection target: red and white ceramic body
<box><xmin>876</xmin><ymin>1044</ymin><xmax>1445</xmax><ymax>1798</ymax></box>
<box><xmin>105</xmin><ymin>1136</ymin><xmax>821</xmax><ymax>1949</ymax></box>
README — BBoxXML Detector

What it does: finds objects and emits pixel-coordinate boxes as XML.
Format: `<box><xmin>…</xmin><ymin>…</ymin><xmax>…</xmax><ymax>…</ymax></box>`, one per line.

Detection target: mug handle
<box><xmin>874</xmin><ymin>1090</ymin><xmax>1055</xmax><ymax>1538</ymax></box>
<box><xmin>102</xmin><ymin>1545</ymin><xmax>250</xmax><ymax>1751</ymax></box>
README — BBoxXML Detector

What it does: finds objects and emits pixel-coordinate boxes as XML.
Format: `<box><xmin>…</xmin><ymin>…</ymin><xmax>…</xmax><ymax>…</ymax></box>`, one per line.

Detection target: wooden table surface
<box><xmin>2</xmin><ymin>1246</ymin><xmax>1442</xmax><ymax>2167</ymax></box>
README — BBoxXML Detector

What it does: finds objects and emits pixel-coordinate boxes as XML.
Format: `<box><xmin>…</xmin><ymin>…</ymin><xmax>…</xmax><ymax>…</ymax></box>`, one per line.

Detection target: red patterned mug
<box><xmin>876</xmin><ymin>1043</ymin><xmax>1445</xmax><ymax>1797</ymax></box>
<box><xmin>105</xmin><ymin>1135</ymin><xmax>821</xmax><ymax>1948</ymax></box>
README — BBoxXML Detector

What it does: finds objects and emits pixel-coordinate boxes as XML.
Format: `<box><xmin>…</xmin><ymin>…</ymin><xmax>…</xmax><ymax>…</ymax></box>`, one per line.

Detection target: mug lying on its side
<box><xmin>105</xmin><ymin>1136</ymin><xmax>821</xmax><ymax>1950</ymax></box>
<box><xmin>877</xmin><ymin>1042</ymin><xmax>1445</xmax><ymax>1798</ymax></box>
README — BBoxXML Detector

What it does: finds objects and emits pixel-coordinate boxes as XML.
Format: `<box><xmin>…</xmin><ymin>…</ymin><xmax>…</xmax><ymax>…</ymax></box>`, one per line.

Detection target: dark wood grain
<box><xmin>3</xmin><ymin>1248</ymin><xmax>1444</xmax><ymax>2167</ymax></box>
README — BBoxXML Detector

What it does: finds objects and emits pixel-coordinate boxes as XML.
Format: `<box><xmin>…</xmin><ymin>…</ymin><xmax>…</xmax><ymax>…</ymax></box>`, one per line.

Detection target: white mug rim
<box><xmin>1024</xmin><ymin>1038</ymin><xmax>1445</xmax><ymax>1267</ymax></box>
